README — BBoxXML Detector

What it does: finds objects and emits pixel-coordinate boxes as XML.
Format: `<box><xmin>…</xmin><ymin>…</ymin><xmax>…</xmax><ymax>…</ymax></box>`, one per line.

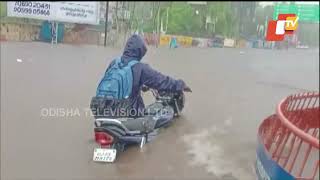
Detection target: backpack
<box><xmin>96</xmin><ymin>57</ymin><xmax>139</xmax><ymax>99</ymax></box>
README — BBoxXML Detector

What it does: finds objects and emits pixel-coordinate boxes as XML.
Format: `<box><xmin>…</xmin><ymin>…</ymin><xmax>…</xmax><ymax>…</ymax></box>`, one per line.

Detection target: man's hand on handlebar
<box><xmin>142</xmin><ymin>85</ymin><xmax>191</xmax><ymax>93</ymax></box>
<box><xmin>183</xmin><ymin>85</ymin><xmax>192</xmax><ymax>93</ymax></box>
<box><xmin>141</xmin><ymin>85</ymin><xmax>150</xmax><ymax>92</ymax></box>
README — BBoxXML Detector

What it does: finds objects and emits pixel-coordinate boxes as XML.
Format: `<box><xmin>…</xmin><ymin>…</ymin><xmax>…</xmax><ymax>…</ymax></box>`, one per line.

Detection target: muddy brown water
<box><xmin>1</xmin><ymin>42</ymin><xmax>319</xmax><ymax>180</ymax></box>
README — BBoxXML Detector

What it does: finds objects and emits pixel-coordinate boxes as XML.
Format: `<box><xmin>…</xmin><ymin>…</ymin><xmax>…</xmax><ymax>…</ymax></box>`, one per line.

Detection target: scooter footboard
<box><xmin>121</xmin><ymin>116</ymin><xmax>156</xmax><ymax>132</ymax></box>
<box><xmin>152</xmin><ymin>106</ymin><xmax>175</xmax><ymax>129</ymax></box>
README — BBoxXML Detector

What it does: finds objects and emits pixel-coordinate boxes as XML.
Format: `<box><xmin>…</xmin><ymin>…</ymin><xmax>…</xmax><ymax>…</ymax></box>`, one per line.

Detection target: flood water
<box><xmin>1</xmin><ymin>42</ymin><xmax>319</xmax><ymax>180</ymax></box>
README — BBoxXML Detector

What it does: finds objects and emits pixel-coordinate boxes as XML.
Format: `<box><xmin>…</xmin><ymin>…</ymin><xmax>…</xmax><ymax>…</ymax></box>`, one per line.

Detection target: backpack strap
<box><xmin>126</xmin><ymin>60</ymin><xmax>139</xmax><ymax>67</ymax></box>
<box><xmin>114</xmin><ymin>57</ymin><xmax>122</xmax><ymax>66</ymax></box>
<box><xmin>118</xmin><ymin>58</ymin><xmax>139</xmax><ymax>69</ymax></box>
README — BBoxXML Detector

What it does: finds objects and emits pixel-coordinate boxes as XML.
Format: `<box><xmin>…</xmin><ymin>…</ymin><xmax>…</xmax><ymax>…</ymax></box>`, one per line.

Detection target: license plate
<box><xmin>93</xmin><ymin>148</ymin><xmax>117</xmax><ymax>163</ymax></box>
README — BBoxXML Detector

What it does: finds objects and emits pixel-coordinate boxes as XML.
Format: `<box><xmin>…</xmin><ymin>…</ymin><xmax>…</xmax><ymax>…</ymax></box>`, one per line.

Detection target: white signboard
<box><xmin>224</xmin><ymin>38</ymin><xmax>235</xmax><ymax>47</ymax></box>
<box><xmin>7</xmin><ymin>1</ymin><xmax>100</xmax><ymax>25</ymax></box>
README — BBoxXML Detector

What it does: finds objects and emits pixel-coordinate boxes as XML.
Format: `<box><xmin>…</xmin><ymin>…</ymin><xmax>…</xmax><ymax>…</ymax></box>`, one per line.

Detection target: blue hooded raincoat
<box><xmin>105</xmin><ymin>34</ymin><xmax>186</xmax><ymax>113</ymax></box>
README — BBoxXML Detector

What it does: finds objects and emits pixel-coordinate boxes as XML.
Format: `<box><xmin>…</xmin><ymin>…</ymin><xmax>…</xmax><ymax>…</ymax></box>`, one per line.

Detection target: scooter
<box><xmin>90</xmin><ymin>87</ymin><xmax>185</xmax><ymax>163</ymax></box>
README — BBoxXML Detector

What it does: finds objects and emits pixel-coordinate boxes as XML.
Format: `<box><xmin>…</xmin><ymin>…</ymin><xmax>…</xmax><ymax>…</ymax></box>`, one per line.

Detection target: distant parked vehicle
<box><xmin>211</xmin><ymin>35</ymin><xmax>224</xmax><ymax>48</ymax></box>
<box><xmin>296</xmin><ymin>42</ymin><xmax>309</xmax><ymax>49</ymax></box>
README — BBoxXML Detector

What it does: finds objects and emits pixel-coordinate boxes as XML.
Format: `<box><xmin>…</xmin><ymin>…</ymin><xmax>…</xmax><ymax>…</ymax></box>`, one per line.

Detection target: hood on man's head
<box><xmin>122</xmin><ymin>34</ymin><xmax>147</xmax><ymax>63</ymax></box>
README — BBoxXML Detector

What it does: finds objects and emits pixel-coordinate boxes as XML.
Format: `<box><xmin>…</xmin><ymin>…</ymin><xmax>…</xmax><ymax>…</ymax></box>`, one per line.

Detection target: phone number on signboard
<box><xmin>13</xmin><ymin>2</ymin><xmax>51</xmax><ymax>16</ymax></box>
<box><xmin>14</xmin><ymin>2</ymin><xmax>51</xmax><ymax>9</ymax></box>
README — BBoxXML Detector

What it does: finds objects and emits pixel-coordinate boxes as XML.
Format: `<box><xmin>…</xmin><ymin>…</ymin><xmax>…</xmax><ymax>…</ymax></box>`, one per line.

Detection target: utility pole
<box><xmin>115</xmin><ymin>1</ymin><xmax>118</xmax><ymax>32</ymax></box>
<box><xmin>130</xmin><ymin>1</ymin><xmax>136</xmax><ymax>34</ymax></box>
<box><xmin>157</xmin><ymin>3</ymin><xmax>160</xmax><ymax>34</ymax></box>
<box><xmin>156</xmin><ymin>2</ymin><xmax>160</xmax><ymax>48</ymax></box>
<box><xmin>165</xmin><ymin>7</ymin><xmax>169</xmax><ymax>33</ymax></box>
<box><xmin>104</xmin><ymin>1</ymin><xmax>109</xmax><ymax>47</ymax></box>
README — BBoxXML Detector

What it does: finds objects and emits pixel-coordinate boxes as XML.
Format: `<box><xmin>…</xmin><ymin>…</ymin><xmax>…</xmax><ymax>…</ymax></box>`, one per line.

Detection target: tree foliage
<box><xmin>140</xmin><ymin>2</ymin><xmax>241</xmax><ymax>38</ymax></box>
<box><xmin>207</xmin><ymin>2</ymin><xmax>238</xmax><ymax>38</ymax></box>
<box><xmin>0</xmin><ymin>1</ymin><xmax>7</xmax><ymax>17</ymax></box>
<box><xmin>166</xmin><ymin>2</ymin><xmax>201</xmax><ymax>36</ymax></box>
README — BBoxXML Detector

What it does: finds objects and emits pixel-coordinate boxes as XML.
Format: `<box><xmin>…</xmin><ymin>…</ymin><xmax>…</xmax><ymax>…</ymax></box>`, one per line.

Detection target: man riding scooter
<box><xmin>91</xmin><ymin>34</ymin><xmax>191</xmax><ymax>119</ymax></box>
<box><xmin>90</xmin><ymin>34</ymin><xmax>191</xmax><ymax>161</ymax></box>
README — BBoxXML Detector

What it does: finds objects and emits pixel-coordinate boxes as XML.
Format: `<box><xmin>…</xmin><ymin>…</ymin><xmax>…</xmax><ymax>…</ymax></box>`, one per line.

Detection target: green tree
<box><xmin>255</xmin><ymin>5</ymin><xmax>273</xmax><ymax>26</ymax></box>
<box><xmin>207</xmin><ymin>2</ymin><xmax>238</xmax><ymax>38</ymax></box>
<box><xmin>166</xmin><ymin>2</ymin><xmax>202</xmax><ymax>36</ymax></box>
<box><xmin>0</xmin><ymin>1</ymin><xmax>7</xmax><ymax>17</ymax></box>
<box><xmin>139</xmin><ymin>2</ymin><xmax>240</xmax><ymax>38</ymax></box>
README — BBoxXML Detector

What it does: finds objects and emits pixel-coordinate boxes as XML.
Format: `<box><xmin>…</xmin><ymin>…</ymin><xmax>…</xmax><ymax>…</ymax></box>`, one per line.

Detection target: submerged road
<box><xmin>1</xmin><ymin>42</ymin><xmax>319</xmax><ymax>180</ymax></box>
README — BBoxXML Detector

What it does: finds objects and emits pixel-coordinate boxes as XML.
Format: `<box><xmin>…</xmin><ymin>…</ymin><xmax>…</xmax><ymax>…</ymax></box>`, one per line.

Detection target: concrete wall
<box><xmin>1</xmin><ymin>23</ymin><xmax>250</xmax><ymax>49</ymax></box>
<box><xmin>0</xmin><ymin>22</ymin><xmax>103</xmax><ymax>45</ymax></box>
<box><xmin>0</xmin><ymin>22</ymin><xmax>130</xmax><ymax>48</ymax></box>
<box><xmin>0</xmin><ymin>23</ymin><xmax>40</xmax><ymax>41</ymax></box>
<box><xmin>63</xmin><ymin>29</ymin><xmax>100</xmax><ymax>45</ymax></box>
